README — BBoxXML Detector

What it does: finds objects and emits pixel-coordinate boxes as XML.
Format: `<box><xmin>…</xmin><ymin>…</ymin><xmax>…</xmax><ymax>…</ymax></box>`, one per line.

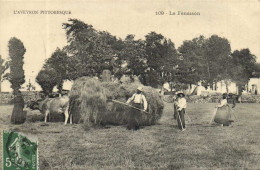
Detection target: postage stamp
<box><xmin>1</xmin><ymin>130</ymin><xmax>38</xmax><ymax>170</ymax></box>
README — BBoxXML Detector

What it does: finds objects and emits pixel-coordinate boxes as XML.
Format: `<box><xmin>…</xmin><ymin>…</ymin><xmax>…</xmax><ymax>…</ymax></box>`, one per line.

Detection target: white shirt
<box><xmin>126</xmin><ymin>93</ymin><xmax>148</xmax><ymax>111</ymax></box>
<box><xmin>163</xmin><ymin>82</ymin><xmax>171</xmax><ymax>91</ymax></box>
<box><xmin>176</xmin><ymin>97</ymin><xmax>187</xmax><ymax>111</ymax></box>
<box><xmin>218</xmin><ymin>99</ymin><xmax>227</xmax><ymax>107</ymax></box>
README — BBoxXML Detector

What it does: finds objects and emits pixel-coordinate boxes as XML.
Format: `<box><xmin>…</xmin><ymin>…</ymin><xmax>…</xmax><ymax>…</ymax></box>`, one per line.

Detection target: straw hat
<box><xmin>137</xmin><ymin>86</ymin><xmax>143</xmax><ymax>91</ymax></box>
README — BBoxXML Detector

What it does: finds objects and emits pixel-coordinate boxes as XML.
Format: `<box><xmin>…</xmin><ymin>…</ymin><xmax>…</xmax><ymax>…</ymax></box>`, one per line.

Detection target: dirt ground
<box><xmin>0</xmin><ymin>102</ymin><xmax>259</xmax><ymax>169</ymax></box>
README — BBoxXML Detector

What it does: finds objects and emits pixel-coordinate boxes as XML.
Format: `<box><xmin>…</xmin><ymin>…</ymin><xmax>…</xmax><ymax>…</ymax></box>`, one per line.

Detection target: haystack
<box><xmin>69</xmin><ymin>77</ymin><xmax>109</xmax><ymax>125</ymax></box>
<box><xmin>69</xmin><ymin>77</ymin><xmax>164</xmax><ymax>127</ymax></box>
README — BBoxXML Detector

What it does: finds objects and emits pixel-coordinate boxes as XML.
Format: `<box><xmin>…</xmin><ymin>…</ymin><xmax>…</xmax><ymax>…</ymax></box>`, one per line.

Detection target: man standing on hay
<box><xmin>175</xmin><ymin>92</ymin><xmax>187</xmax><ymax>131</ymax></box>
<box><xmin>126</xmin><ymin>86</ymin><xmax>148</xmax><ymax>130</ymax></box>
<box><xmin>101</xmin><ymin>56</ymin><xmax>113</xmax><ymax>82</ymax></box>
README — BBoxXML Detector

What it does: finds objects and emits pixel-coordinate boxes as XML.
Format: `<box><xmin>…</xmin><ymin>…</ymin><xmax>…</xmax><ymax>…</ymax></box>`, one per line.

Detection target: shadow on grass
<box><xmin>26</xmin><ymin>110</ymin><xmax>65</xmax><ymax>123</ymax></box>
<box><xmin>26</xmin><ymin>113</ymin><xmax>45</xmax><ymax>122</ymax></box>
<box><xmin>188</xmin><ymin>123</ymin><xmax>220</xmax><ymax>128</ymax></box>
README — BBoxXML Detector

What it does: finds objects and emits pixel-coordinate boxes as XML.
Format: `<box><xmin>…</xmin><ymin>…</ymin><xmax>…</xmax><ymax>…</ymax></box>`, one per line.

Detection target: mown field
<box><xmin>0</xmin><ymin>102</ymin><xmax>260</xmax><ymax>169</ymax></box>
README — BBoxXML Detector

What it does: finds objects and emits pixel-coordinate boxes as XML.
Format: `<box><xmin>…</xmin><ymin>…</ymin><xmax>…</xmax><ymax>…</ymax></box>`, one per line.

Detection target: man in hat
<box><xmin>175</xmin><ymin>91</ymin><xmax>187</xmax><ymax>131</ymax></box>
<box><xmin>126</xmin><ymin>86</ymin><xmax>148</xmax><ymax>130</ymax></box>
<box><xmin>101</xmin><ymin>56</ymin><xmax>113</xmax><ymax>82</ymax></box>
<box><xmin>228</xmin><ymin>93</ymin><xmax>236</xmax><ymax>108</ymax></box>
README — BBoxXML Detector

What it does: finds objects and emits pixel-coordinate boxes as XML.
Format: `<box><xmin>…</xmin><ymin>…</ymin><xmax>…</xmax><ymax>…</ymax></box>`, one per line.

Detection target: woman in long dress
<box><xmin>214</xmin><ymin>93</ymin><xmax>234</xmax><ymax>126</ymax></box>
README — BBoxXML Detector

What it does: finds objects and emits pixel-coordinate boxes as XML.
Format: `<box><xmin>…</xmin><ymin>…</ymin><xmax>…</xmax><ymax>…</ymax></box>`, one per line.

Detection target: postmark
<box><xmin>2</xmin><ymin>130</ymin><xmax>38</xmax><ymax>170</ymax></box>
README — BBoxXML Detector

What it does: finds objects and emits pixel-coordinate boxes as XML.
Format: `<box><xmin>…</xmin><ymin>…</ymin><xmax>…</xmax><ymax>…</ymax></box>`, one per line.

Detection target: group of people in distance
<box><xmin>175</xmin><ymin>91</ymin><xmax>237</xmax><ymax>131</ymax></box>
<box><xmin>126</xmin><ymin>86</ymin><xmax>237</xmax><ymax>131</ymax></box>
<box><xmin>174</xmin><ymin>91</ymin><xmax>237</xmax><ymax>131</ymax></box>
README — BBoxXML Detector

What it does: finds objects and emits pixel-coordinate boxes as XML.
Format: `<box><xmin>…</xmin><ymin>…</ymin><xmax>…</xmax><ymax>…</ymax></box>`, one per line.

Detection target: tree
<box><xmin>178</xmin><ymin>35</ymin><xmax>233</xmax><ymax>92</ymax></box>
<box><xmin>144</xmin><ymin>32</ymin><xmax>178</xmax><ymax>87</ymax></box>
<box><xmin>178</xmin><ymin>36</ymin><xmax>206</xmax><ymax>86</ymax></box>
<box><xmin>36</xmin><ymin>66</ymin><xmax>59</xmax><ymax>96</ymax></box>
<box><xmin>62</xmin><ymin>19</ymin><xmax>116</xmax><ymax>80</ymax></box>
<box><xmin>160</xmin><ymin>39</ymin><xmax>179</xmax><ymax>82</ymax></box>
<box><xmin>230</xmin><ymin>49</ymin><xmax>257</xmax><ymax>94</ymax></box>
<box><xmin>45</xmin><ymin>48</ymin><xmax>69</xmax><ymax>93</ymax></box>
<box><xmin>26</xmin><ymin>79</ymin><xmax>36</xmax><ymax>91</ymax></box>
<box><xmin>113</xmin><ymin>34</ymin><xmax>148</xmax><ymax>84</ymax></box>
<box><xmin>252</xmin><ymin>63</ymin><xmax>260</xmax><ymax>77</ymax></box>
<box><xmin>62</xmin><ymin>19</ymin><xmax>99</xmax><ymax>79</ymax></box>
<box><xmin>0</xmin><ymin>55</ymin><xmax>9</xmax><ymax>92</ymax></box>
<box><xmin>62</xmin><ymin>19</ymin><xmax>182</xmax><ymax>86</ymax></box>
<box><xmin>8</xmin><ymin>38</ymin><xmax>26</xmax><ymax>94</ymax></box>
<box><xmin>8</xmin><ymin>37</ymin><xmax>26</xmax><ymax>124</ymax></box>
<box><xmin>203</xmin><ymin>35</ymin><xmax>231</xmax><ymax>89</ymax></box>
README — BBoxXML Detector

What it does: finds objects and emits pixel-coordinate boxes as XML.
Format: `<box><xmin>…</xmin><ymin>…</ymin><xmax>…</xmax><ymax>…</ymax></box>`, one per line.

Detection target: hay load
<box><xmin>69</xmin><ymin>77</ymin><xmax>164</xmax><ymax>127</ymax></box>
<box><xmin>69</xmin><ymin>77</ymin><xmax>109</xmax><ymax>124</ymax></box>
<box><xmin>115</xmin><ymin>83</ymin><xmax>164</xmax><ymax>125</ymax></box>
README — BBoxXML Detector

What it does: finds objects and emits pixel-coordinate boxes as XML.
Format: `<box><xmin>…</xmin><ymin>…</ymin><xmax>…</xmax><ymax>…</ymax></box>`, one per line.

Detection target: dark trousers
<box><xmin>177</xmin><ymin>109</ymin><xmax>185</xmax><ymax>129</ymax></box>
<box><xmin>127</xmin><ymin>103</ymin><xmax>142</xmax><ymax>130</ymax></box>
<box><xmin>173</xmin><ymin>104</ymin><xmax>178</xmax><ymax>119</ymax></box>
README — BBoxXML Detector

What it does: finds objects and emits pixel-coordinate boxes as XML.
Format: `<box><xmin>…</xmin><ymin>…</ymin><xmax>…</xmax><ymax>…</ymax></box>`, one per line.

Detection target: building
<box><xmin>247</xmin><ymin>78</ymin><xmax>260</xmax><ymax>95</ymax></box>
<box><xmin>189</xmin><ymin>80</ymin><xmax>238</xmax><ymax>95</ymax></box>
<box><xmin>213</xmin><ymin>80</ymin><xmax>238</xmax><ymax>94</ymax></box>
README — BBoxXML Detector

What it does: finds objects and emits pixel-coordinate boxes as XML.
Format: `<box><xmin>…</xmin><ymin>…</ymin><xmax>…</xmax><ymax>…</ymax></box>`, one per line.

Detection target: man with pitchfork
<box><xmin>126</xmin><ymin>86</ymin><xmax>148</xmax><ymax>130</ymax></box>
<box><xmin>175</xmin><ymin>91</ymin><xmax>187</xmax><ymax>131</ymax></box>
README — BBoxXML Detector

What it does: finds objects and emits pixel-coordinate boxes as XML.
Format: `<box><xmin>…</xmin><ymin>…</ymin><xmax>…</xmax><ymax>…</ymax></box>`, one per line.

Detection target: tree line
<box><xmin>35</xmin><ymin>19</ymin><xmax>260</xmax><ymax>95</ymax></box>
<box><xmin>2</xmin><ymin>18</ymin><xmax>258</xmax><ymax>96</ymax></box>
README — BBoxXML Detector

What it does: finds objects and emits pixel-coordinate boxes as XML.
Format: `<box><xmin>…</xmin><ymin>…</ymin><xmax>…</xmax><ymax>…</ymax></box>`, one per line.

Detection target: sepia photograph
<box><xmin>0</xmin><ymin>0</ymin><xmax>259</xmax><ymax>169</ymax></box>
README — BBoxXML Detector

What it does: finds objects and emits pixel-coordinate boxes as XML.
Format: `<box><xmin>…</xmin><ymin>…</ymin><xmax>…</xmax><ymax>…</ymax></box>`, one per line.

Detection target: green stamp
<box><xmin>2</xmin><ymin>130</ymin><xmax>38</xmax><ymax>170</ymax></box>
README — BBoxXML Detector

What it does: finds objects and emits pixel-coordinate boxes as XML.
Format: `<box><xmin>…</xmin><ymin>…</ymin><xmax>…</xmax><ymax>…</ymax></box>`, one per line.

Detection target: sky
<box><xmin>0</xmin><ymin>0</ymin><xmax>259</xmax><ymax>92</ymax></box>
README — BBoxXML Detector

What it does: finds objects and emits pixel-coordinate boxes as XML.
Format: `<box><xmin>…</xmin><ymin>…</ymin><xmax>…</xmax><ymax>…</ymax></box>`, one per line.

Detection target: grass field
<box><xmin>0</xmin><ymin>102</ymin><xmax>260</xmax><ymax>169</ymax></box>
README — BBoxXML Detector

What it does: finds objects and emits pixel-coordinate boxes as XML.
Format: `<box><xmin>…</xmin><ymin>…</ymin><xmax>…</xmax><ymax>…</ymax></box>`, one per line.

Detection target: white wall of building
<box><xmin>189</xmin><ymin>80</ymin><xmax>238</xmax><ymax>96</ymax></box>
<box><xmin>248</xmin><ymin>78</ymin><xmax>260</xmax><ymax>95</ymax></box>
<box><xmin>214</xmin><ymin>80</ymin><xmax>238</xmax><ymax>94</ymax></box>
<box><xmin>53</xmin><ymin>80</ymin><xmax>73</xmax><ymax>92</ymax></box>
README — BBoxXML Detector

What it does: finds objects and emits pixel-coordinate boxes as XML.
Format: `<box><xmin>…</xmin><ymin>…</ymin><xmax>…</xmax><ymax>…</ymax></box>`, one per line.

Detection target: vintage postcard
<box><xmin>0</xmin><ymin>0</ymin><xmax>259</xmax><ymax>169</ymax></box>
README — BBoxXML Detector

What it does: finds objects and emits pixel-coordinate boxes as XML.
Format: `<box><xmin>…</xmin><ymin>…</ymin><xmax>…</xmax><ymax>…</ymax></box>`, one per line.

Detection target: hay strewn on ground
<box><xmin>69</xmin><ymin>77</ymin><xmax>164</xmax><ymax>127</ymax></box>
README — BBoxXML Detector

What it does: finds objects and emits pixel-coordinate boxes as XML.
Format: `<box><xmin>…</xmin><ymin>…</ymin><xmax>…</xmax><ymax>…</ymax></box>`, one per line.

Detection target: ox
<box><xmin>42</xmin><ymin>96</ymin><xmax>72</xmax><ymax>125</ymax></box>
